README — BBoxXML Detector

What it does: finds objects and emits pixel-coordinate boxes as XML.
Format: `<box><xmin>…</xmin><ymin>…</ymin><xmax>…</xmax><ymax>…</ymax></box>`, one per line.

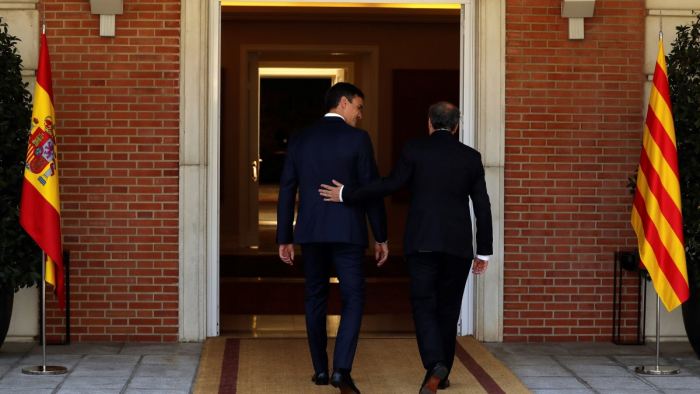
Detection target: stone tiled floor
<box><xmin>485</xmin><ymin>341</ymin><xmax>700</xmax><ymax>394</ymax></box>
<box><xmin>0</xmin><ymin>342</ymin><xmax>203</xmax><ymax>394</ymax></box>
<box><xmin>1</xmin><ymin>339</ymin><xmax>698</xmax><ymax>393</ymax></box>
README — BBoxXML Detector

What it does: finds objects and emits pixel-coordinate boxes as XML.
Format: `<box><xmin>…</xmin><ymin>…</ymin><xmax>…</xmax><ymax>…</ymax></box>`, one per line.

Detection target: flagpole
<box><xmin>21</xmin><ymin>7</ymin><xmax>66</xmax><ymax>376</ymax></box>
<box><xmin>22</xmin><ymin>254</ymin><xmax>66</xmax><ymax>375</ymax></box>
<box><xmin>634</xmin><ymin>294</ymin><xmax>680</xmax><ymax>375</ymax></box>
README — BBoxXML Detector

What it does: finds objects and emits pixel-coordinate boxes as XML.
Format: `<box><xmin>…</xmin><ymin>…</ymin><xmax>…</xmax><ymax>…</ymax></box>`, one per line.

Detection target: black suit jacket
<box><xmin>277</xmin><ymin>116</ymin><xmax>387</xmax><ymax>246</ymax></box>
<box><xmin>342</xmin><ymin>129</ymin><xmax>492</xmax><ymax>259</ymax></box>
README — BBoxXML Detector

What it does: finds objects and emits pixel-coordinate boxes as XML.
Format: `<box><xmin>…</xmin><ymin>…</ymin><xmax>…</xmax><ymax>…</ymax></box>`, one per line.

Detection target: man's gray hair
<box><xmin>428</xmin><ymin>101</ymin><xmax>460</xmax><ymax>131</ymax></box>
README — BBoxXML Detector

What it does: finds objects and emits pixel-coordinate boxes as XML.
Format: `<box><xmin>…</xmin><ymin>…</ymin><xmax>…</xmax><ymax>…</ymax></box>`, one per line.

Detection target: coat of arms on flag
<box><xmin>26</xmin><ymin>116</ymin><xmax>57</xmax><ymax>183</ymax></box>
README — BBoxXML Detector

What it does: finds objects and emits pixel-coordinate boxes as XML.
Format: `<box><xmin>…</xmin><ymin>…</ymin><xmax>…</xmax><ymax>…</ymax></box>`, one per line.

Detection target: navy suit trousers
<box><xmin>301</xmin><ymin>243</ymin><xmax>366</xmax><ymax>372</ymax></box>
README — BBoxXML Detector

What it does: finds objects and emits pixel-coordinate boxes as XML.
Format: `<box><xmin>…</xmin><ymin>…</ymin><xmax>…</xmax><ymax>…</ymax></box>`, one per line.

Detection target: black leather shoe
<box><xmin>419</xmin><ymin>363</ymin><xmax>448</xmax><ymax>394</ymax></box>
<box><xmin>312</xmin><ymin>370</ymin><xmax>329</xmax><ymax>385</ymax></box>
<box><xmin>438</xmin><ymin>378</ymin><xmax>450</xmax><ymax>390</ymax></box>
<box><xmin>330</xmin><ymin>370</ymin><xmax>361</xmax><ymax>394</ymax></box>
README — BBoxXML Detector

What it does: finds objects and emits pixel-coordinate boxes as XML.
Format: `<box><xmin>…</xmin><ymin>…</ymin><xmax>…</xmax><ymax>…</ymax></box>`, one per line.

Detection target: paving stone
<box><xmin>556</xmin><ymin>356</ymin><xmax>619</xmax><ymax>366</ymax></box>
<box><xmin>0</xmin><ymin>355</ymin><xmax>23</xmax><ymax>365</ymax></box>
<box><xmin>123</xmin><ymin>390</ymin><xmax>191</xmax><ymax>394</ymax></box>
<box><xmin>56</xmin><ymin>390</ymin><xmax>123</xmax><ymax>394</ymax></box>
<box><xmin>120</xmin><ymin>343</ymin><xmax>203</xmax><ymax>356</ymax></box>
<box><xmin>615</xmin><ymin>356</ymin><xmax>678</xmax><ymax>367</ymax></box>
<box><xmin>27</xmin><ymin>343</ymin><xmax>123</xmax><ymax>356</ymax></box>
<box><xmin>510</xmin><ymin>364</ymin><xmax>573</xmax><ymax>377</ymax></box>
<box><xmin>518</xmin><ymin>376</ymin><xmax>589</xmax><ymax>389</ymax></box>
<box><xmin>626</xmin><ymin>365</ymin><xmax>696</xmax><ymax>377</ymax></box>
<box><xmin>663</xmin><ymin>390</ymin><xmax>700</xmax><ymax>394</ymax></box>
<box><xmin>584</xmin><ymin>376</ymin><xmax>655</xmax><ymax>391</ymax></box>
<box><xmin>140</xmin><ymin>354</ymin><xmax>200</xmax><ymax>365</ymax></box>
<box><xmin>560</xmin><ymin>342</ymin><xmax>653</xmax><ymax>357</ymax></box>
<box><xmin>13</xmin><ymin>354</ymin><xmax>82</xmax><ymax>370</ymax></box>
<box><xmin>80</xmin><ymin>354</ymin><xmax>140</xmax><ymax>364</ymax></box>
<box><xmin>69</xmin><ymin>362</ymin><xmax>135</xmax><ymax>377</ymax></box>
<box><xmin>127</xmin><ymin>376</ymin><xmax>195</xmax><ymax>391</ymax></box>
<box><xmin>683</xmin><ymin>366</ymin><xmax>700</xmax><ymax>375</ymax></box>
<box><xmin>134</xmin><ymin>363</ymin><xmax>198</xmax><ymax>378</ymax></box>
<box><xmin>530</xmin><ymin>390</ymin><xmax>595</xmax><ymax>394</ymax></box>
<box><xmin>641</xmin><ymin>376</ymin><xmax>700</xmax><ymax>390</ymax></box>
<box><xmin>567</xmin><ymin>364</ymin><xmax>632</xmax><ymax>377</ymax></box>
<box><xmin>497</xmin><ymin>355</ymin><xmax>561</xmax><ymax>367</ymax></box>
<box><xmin>0</xmin><ymin>389</ymin><xmax>54</xmax><ymax>394</ymax></box>
<box><xmin>0</xmin><ymin>364</ymin><xmax>13</xmax><ymax>376</ymax></box>
<box><xmin>672</xmin><ymin>356</ymin><xmax>700</xmax><ymax>366</ymax></box>
<box><xmin>489</xmin><ymin>343</ymin><xmax>571</xmax><ymax>357</ymax></box>
<box><xmin>594</xmin><ymin>390</ymin><xmax>660</xmax><ymax>394</ymax></box>
<box><xmin>59</xmin><ymin>375</ymin><xmax>127</xmax><ymax>390</ymax></box>
<box><xmin>0</xmin><ymin>374</ymin><xmax>65</xmax><ymax>389</ymax></box>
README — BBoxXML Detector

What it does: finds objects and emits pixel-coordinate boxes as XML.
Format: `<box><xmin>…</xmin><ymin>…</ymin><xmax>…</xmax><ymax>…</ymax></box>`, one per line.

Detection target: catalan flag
<box><xmin>631</xmin><ymin>37</ymin><xmax>688</xmax><ymax>312</ymax></box>
<box><xmin>19</xmin><ymin>32</ymin><xmax>65</xmax><ymax>310</ymax></box>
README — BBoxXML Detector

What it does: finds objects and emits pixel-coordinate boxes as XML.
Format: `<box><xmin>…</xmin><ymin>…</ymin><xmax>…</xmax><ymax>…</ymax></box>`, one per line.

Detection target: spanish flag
<box><xmin>19</xmin><ymin>32</ymin><xmax>64</xmax><ymax>310</ymax></box>
<box><xmin>631</xmin><ymin>37</ymin><xmax>689</xmax><ymax>312</ymax></box>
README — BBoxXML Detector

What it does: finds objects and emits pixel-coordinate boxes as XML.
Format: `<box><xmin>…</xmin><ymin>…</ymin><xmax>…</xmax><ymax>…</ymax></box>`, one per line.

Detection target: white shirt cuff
<box><xmin>476</xmin><ymin>255</ymin><xmax>489</xmax><ymax>261</ymax></box>
<box><xmin>339</xmin><ymin>185</ymin><xmax>344</xmax><ymax>202</ymax></box>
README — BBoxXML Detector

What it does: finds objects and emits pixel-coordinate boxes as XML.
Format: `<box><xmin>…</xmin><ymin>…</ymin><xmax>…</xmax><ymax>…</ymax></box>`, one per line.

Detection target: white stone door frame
<box><xmin>179</xmin><ymin>0</ymin><xmax>505</xmax><ymax>342</ymax></box>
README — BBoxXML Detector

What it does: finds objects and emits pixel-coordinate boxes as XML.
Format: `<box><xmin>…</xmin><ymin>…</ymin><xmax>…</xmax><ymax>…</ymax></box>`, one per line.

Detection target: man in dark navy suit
<box><xmin>277</xmin><ymin>82</ymin><xmax>388</xmax><ymax>394</ymax></box>
<box><xmin>319</xmin><ymin>102</ymin><xmax>492</xmax><ymax>394</ymax></box>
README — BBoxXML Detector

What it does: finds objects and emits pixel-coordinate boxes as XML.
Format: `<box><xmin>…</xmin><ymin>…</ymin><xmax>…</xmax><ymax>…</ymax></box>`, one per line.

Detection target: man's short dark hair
<box><xmin>429</xmin><ymin>101</ymin><xmax>460</xmax><ymax>131</ymax></box>
<box><xmin>325</xmin><ymin>82</ymin><xmax>365</xmax><ymax>112</ymax></box>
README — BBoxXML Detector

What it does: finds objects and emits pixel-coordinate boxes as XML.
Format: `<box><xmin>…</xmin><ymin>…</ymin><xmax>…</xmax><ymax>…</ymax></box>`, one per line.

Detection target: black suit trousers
<box><xmin>301</xmin><ymin>243</ymin><xmax>366</xmax><ymax>372</ymax></box>
<box><xmin>408</xmin><ymin>252</ymin><xmax>472</xmax><ymax>372</ymax></box>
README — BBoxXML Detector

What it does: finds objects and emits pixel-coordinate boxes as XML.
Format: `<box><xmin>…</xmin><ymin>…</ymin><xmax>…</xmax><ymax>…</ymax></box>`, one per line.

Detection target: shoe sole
<box><xmin>420</xmin><ymin>366</ymin><xmax>448</xmax><ymax>394</ymax></box>
<box><xmin>331</xmin><ymin>381</ymin><xmax>359</xmax><ymax>394</ymax></box>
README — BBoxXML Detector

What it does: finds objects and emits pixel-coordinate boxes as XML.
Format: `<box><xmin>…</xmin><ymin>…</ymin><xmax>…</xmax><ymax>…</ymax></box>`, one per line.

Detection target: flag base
<box><xmin>22</xmin><ymin>366</ymin><xmax>67</xmax><ymax>375</ymax></box>
<box><xmin>634</xmin><ymin>366</ymin><xmax>680</xmax><ymax>375</ymax></box>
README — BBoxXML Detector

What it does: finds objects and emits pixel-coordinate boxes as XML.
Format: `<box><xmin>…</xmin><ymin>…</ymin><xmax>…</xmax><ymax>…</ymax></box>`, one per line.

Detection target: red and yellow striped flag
<box><xmin>631</xmin><ymin>37</ymin><xmax>688</xmax><ymax>311</ymax></box>
<box><xmin>19</xmin><ymin>32</ymin><xmax>65</xmax><ymax>310</ymax></box>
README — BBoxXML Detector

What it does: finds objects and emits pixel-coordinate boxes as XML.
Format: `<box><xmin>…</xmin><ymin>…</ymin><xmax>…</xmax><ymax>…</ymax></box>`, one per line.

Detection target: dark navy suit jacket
<box><xmin>276</xmin><ymin>116</ymin><xmax>387</xmax><ymax>246</ymax></box>
<box><xmin>341</xmin><ymin>129</ymin><xmax>492</xmax><ymax>259</ymax></box>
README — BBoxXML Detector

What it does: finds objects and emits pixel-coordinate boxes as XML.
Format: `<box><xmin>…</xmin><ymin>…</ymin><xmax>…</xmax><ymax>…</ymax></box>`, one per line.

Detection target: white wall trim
<box><xmin>475</xmin><ymin>0</ymin><xmax>506</xmax><ymax>342</ymax></box>
<box><xmin>179</xmin><ymin>0</ymin><xmax>210</xmax><ymax>342</ymax></box>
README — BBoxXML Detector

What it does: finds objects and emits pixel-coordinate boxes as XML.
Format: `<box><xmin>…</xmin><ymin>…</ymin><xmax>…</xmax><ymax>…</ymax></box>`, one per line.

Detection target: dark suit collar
<box><xmin>431</xmin><ymin>129</ymin><xmax>455</xmax><ymax>138</ymax></box>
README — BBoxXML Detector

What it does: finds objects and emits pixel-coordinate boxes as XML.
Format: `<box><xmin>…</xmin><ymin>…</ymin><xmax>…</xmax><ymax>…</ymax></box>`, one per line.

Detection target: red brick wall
<box><xmin>41</xmin><ymin>0</ymin><xmax>180</xmax><ymax>342</ymax></box>
<box><xmin>504</xmin><ymin>0</ymin><xmax>646</xmax><ymax>341</ymax></box>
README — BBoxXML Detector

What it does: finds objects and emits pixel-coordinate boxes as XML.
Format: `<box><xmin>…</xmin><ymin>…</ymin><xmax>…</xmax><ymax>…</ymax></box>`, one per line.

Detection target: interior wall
<box><xmin>220</xmin><ymin>15</ymin><xmax>460</xmax><ymax>253</ymax></box>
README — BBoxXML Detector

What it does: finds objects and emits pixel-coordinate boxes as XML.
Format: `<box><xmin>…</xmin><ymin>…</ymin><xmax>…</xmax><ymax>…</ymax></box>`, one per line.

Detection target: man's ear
<box><xmin>339</xmin><ymin>96</ymin><xmax>348</xmax><ymax>108</ymax></box>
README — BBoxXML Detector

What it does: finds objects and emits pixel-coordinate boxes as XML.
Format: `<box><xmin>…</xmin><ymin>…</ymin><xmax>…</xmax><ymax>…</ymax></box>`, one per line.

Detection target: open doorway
<box><xmin>257</xmin><ymin>77</ymin><xmax>333</xmax><ymax>248</ymax></box>
<box><xmin>218</xmin><ymin>3</ymin><xmax>461</xmax><ymax>336</ymax></box>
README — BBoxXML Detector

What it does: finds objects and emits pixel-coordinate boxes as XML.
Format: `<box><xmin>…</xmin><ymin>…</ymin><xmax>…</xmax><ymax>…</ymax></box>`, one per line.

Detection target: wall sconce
<box><xmin>89</xmin><ymin>0</ymin><xmax>123</xmax><ymax>37</ymax></box>
<box><xmin>561</xmin><ymin>0</ymin><xmax>596</xmax><ymax>40</ymax></box>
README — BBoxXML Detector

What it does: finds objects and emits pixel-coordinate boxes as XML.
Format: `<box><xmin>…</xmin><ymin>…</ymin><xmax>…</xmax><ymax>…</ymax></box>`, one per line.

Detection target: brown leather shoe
<box><xmin>419</xmin><ymin>363</ymin><xmax>448</xmax><ymax>394</ymax></box>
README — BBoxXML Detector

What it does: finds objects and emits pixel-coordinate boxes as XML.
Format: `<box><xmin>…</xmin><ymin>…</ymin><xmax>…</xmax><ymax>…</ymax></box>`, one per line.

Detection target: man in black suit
<box><xmin>319</xmin><ymin>102</ymin><xmax>492</xmax><ymax>394</ymax></box>
<box><xmin>277</xmin><ymin>82</ymin><xmax>388</xmax><ymax>394</ymax></box>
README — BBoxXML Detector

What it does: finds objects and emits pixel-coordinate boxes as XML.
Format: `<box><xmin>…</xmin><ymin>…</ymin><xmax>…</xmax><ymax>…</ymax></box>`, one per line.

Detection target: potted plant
<box><xmin>668</xmin><ymin>13</ymin><xmax>700</xmax><ymax>359</ymax></box>
<box><xmin>0</xmin><ymin>17</ymin><xmax>42</xmax><ymax>347</ymax></box>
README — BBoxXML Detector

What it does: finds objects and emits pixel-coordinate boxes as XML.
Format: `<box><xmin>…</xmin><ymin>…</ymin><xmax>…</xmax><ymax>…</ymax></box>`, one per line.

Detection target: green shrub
<box><xmin>0</xmin><ymin>17</ymin><xmax>42</xmax><ymax>295</ymax></box>
<box><xmin>667</xmin><ymin>13</ymin><xmax>700</xmax><ymax>291</ymax></box>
